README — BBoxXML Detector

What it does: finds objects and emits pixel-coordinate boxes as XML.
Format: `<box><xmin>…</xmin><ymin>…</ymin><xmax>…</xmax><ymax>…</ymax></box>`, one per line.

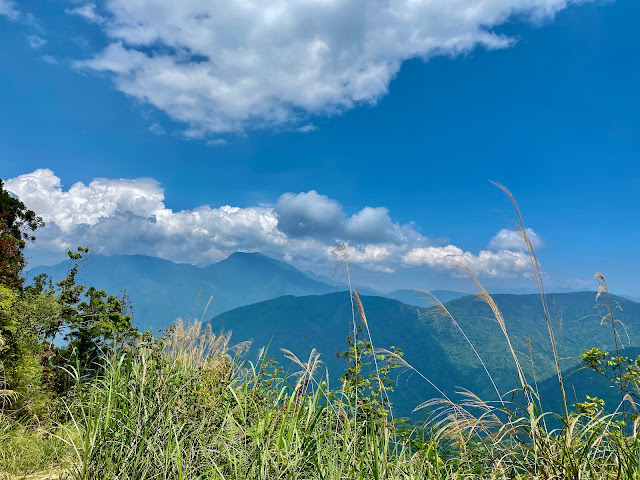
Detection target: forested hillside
<box><xmin>209</xmin><ymin>291</ymin><xmax>640</xmax><ymax>416</ymax></box>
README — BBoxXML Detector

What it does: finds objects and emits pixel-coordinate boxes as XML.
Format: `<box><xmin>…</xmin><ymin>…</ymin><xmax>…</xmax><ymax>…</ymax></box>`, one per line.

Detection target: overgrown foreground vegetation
<box><xmin>2</xmin><ymin>179</ymin><xmax>640</xmax><ymax>479</ymax></box>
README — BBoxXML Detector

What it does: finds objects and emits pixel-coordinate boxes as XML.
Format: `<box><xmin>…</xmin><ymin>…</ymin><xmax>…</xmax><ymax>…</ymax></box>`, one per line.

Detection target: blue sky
<box><xmin>1</xmin><ymin>0</ymin><xmax>638</xmax><ymax>295</ymax></box>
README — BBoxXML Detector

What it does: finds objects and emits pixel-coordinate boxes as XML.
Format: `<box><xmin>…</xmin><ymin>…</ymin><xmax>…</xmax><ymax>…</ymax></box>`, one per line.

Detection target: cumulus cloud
<box><xmin>345</xmin><ymin>207</ymin><xmax>397</xmax><ymax>244</ymax></box>
<box><xmin>6</xmin><ymin>169</ymin><xmax>537</xmax><ymax>278</ymax></box>
<box><xmin>5</xmin><ymin>169</ymin><xmax>165</xmax><ymax>231</ymax></box>
<box><xmin>275</xmin><ymin>191</ymin><xmax>345</xmax><ymax>238</ymax></box>
<box><xmin>5</xmin><ymin>169</ymin><xmax>283</xmax><ymax>264</ymax></box>
<box><xmin>69</xmin><ymin>0</ymin><xmax>594</xmax><ymax>135</ymax></box>
<box><xmin>488</xmin><ymin>228</ymin><xmax>543</xmax><ymax>250</ymax></box>
<box><xmin>403</xmin><ymin>246</ymin><xmax>530</xmax><ymax>278</ymax></box>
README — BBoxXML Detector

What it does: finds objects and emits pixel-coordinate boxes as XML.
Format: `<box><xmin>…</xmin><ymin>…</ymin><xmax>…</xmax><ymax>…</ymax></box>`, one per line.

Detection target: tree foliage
<box><xmin>0</xmin><ymin>179</ymin><xmax>44</xmax><ymax>246</ymax></box>
<box><xmin>0</xmin><ymin>180</ymin><xmax>44</xmax><ymax>290</ymax></box>
<box><xmin>0</xmin><ymin>220</ymin><xmax>26</xmax><ymax>291</ymax></box>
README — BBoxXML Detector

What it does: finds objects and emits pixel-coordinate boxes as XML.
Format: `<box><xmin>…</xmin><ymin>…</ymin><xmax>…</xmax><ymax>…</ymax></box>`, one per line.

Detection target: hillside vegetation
<box><xmin>209</xmin><ymin>290</ymin><xmax>640</xmax><ymax>417</ymax></box>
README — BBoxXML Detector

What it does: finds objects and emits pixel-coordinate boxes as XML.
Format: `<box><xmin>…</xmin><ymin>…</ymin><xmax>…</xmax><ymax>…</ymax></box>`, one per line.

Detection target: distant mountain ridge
<box><xmin>302</xmin><ymin>269</ymin><xmax>383</xmax><ymax>296</ymax></box>
<box><xmin>29</xmin><ymin>252</ymin><xmax>340</xmax><ymax>330</ymax></box>
<box><xmin>29</xmin><ymin>252</ymin><xmax>637</xmax><ymax>333</ymax></box>
<box><xmin>384</xmin><ymin>289</ymin><xmax>467</xmax><ymax>307</ymax></box>
<box><xmin>28</xmin><ymin>252</ymin><xmax>472</xmax><ymax>330</ymax></box>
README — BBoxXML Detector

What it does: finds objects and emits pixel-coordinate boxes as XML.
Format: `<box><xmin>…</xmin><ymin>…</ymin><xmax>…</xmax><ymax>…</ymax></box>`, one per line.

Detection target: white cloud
<box><xmin>65</xmin><ymin>3</ymin><xmax>104</xmax><ymax>24</ymax></box>
<box><xmin>345</xmin><ymin>207</ymin><xmax>396</xmax><ymax>244</ymax></box>
<box><xmin>26</xmin><ymin>35</ymin><xmax>46</xmax><ymax>49</ymax></box>
<box><xmin>0</xmin><ymin>0</ymin><xmax>19</xmax><ymax>20</ymax></box>
<box><xmin>70</xmin><ymin>0</ymin><xmax>594</xmax><ymax>135</ymax></box>
<box><xmin>488</xmin><ymin>228</ymin><xmax>543</xmax><ymax>250</ymax></box>
<box><xmin>5</xmin><ymin>169</ymin><xmax>284</xmax><ymax>265</ymax></box>
<box><xmin>5</xmin><ymin>169</ymin><xmax>165</xmax><ymax>231</ymax></box>
<box><xmin>6</xmin><ymin>169</ymin><xmax>537</xmax><ymax>278</ymax></box>
<box><xmin>403</xmin><ymin>246</ymin><xmax>530</xmax><ymax>278</ymax></box>
<box><xmin>335</xmin><ymin>243</ymin><xmax>397</xmax><ymax>273</ymax></box>
<box><xmin>42</xmin><ymin>55</ymin><xmax>58</xmax><ymax>64</ymax></box>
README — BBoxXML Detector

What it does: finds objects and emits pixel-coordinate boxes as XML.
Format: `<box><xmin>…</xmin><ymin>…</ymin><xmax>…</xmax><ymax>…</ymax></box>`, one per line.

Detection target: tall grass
<box><xmin>55</xmin><ymin>313</ymin><xmax>640</xmax><ymax>480</ymax></box>
<box><xmin>60</xmin><ymin>321</ymin><xmax>432</xmax><ymax>479</ymax></box>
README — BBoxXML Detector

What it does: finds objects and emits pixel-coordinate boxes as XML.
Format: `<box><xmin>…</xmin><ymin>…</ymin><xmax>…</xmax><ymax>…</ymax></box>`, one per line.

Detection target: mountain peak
<box><xmin>217</xmin><ymin>251</ymin><xmax>301</xmax><ymax>274</ymax></box>
<box><xmin>225</xmin><ymin>251</ymin><xmax>267</xmax><ymax>260</ymax></box>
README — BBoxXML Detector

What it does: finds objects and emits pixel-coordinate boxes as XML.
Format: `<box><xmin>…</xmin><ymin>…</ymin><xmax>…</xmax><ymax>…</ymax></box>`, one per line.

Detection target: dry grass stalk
<box><xmin>165</xmin><ymin>318</ymin><xmax>240</xmax><ymax>370</ymax></box>
<box><xmin>280</xmin><ymin>348</ymin><xmax>324</xmax><ymax>405</ymax></box>
<box><xmin>280</xmin><ymin>348</ymin><xmax>322</xmax><ymax>383</ymax></box>
<box><xmin>492</xmin><ymin>181</ymin><xmax>568</xmax><ymax>418</ymax></box>
<box><xmin>526</xmin><ymin>338</ymin><xmax>541</xmax><ymax>405</ymax></box>
<box><xmin>595</xmin><ymin>273</ymin><xmax>628</xmax><ymax>410</ymax></box>
<box><xmin>460</xmin><ymin>264</ymin><xmax>529</xmax><ymax>394</ymax></box>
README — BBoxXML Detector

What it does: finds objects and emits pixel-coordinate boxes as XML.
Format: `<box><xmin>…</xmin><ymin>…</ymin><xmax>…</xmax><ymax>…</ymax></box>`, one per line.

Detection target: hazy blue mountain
<box><xmin>29</xmin><ymin>252</ymin><xmax>339</xmax><ymax>331</ymax></box>
<box><xmin>487</xmin><ymin>287</ymin><xmax>597</xmax><ymax>295</ymax></box>
<box><xmin>209</xmin><ymin>291</ymin><xmax>640</xmax><ymax>417</ymax></box>
<box><xmin>622</xmin><ymin>294</ymin><xmax>640</xmax><ymax>303</ymax></box>
<box><xmin>303</xmin><ymin>270</ymin><xmax>345</xmax><ymax>287</ymax></box>
<box><xmin>302</xmin><ymin>270</ymin><xmax>383</xmax><ymax>296</ymax></box>
<box><xmin>383</xmin><ymin>289</ymin><xmax>467</xmax><ymax>307</ymax></box>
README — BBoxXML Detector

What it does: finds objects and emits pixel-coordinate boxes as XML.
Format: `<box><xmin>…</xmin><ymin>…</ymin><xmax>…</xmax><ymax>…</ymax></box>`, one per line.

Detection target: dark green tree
<box><xmin>0</xmin><ymin>220</ymin><xmax>26</xmax><ymax>291</ymax></box>
<box><xmin>0</xmin><ymin>179</ymin><xmax>44</xmax><ymax>290</ymax></box>
<box><xmin>0</xmin><ymin>179</ymin><xmax>44</xmax><ymax>246</ymax></box>
<box><xmin>49</xmin><ymin>248</ymin><xmax>137</xmax><ymax>386</ymax></box>
<box><xmin>68</xmin><ymin>287</ymin><xmax>136</xmax><ymax>370</ymax></box>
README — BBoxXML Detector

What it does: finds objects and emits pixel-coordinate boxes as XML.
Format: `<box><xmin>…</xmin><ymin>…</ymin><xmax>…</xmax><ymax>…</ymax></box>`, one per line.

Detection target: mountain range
<box><xmin>28</xmin><ymin>252</ymin><xmax>464</xmax><ymax>331</ymax></box>
<box><xmin>29</xmin><ymin>252</ymin><xmax>336</xmax><ymax>330</ymax></box>
<box><xmin>28</xmin><ymin>252</ymin><xmax>639</xmax><ymax>416</ymax></box>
